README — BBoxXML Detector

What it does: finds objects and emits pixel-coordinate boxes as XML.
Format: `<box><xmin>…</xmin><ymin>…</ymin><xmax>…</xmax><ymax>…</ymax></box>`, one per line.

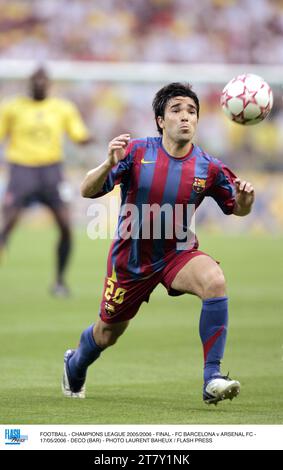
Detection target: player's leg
<box><xmin>170</xmin><ymin>254</ymin><xmax>240</xmax><ymax>404</ymax></box>
<box><xmin>93</xmin><ymin>318</ymin><xmax>130</xmax><ymax>349</ymax></box>
<box><xmin>63</xmin><ymin>319</ymin><xmax>129</xmax><ymax>397</ymax></box>
<box><xmin>40</xmin><ymin>164</ymin><xmax>72</xmax><ymax>295</ymax></box>
<box><xmin>171</xmin><ymin>254</ymin><xmax>227</xmax><ymax>382</ymax></box>
<box><xmin>62</xmin><ymin>265</ymin><xmax>160</xmax><ymax>398</ymax></box>
<box><xmin>0</xmin><ymin>204</ymin><xmax>22</xmax><ymax>260</ymax></box>
<box><xmin>0</xmin><ymin>166</ymin><xmax>26</xmax><ymax>259</ymax></box>
<box><xmin>48</xmin><ymin>203</ymin><xmax>72</xmax><ymax>296</ymax></box>
<box><xmin>0</xmin><ymin>204</ymin><xmax>21</xmax><ymax>245</ymax></box>
<box><xmin>170</xmin><ymin>254</ymin><xmax>226</xmax><ymax>298</ymax></box>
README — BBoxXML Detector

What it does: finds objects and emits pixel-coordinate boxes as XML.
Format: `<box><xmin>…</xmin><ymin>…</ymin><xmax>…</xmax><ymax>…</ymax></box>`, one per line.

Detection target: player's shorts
<box><xmin>100</xmin><ymin>249</ymin><xmax>211</xmax><ymax>324</ymax></box>
<box><xmin>3</xmin><ymin>163</ymin><xmax>66</xmax><ymax>210</ymax></box>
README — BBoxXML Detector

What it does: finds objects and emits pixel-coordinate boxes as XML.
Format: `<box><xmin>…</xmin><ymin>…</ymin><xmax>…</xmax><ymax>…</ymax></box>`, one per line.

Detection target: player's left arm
<box><xmin>208</xmin><ymin>162</ymin><xmax>254</xmax><ymax>217</ymax></box>
<box><xmin>0</xmin><ymin>100</ymin><xmax>12</xmax><ymax>142</ymax></box>
<box><xmin>233</xmin><ymin>178</ymin><xmax>255</xmax><ymax>216</ymax></box>
<box><xmin>64</xmin><ymin>101</ymin><xmax>94</xmax><ymax>145</ymax></box>
<box><xmin>77</xmin><ymin>136</ymin><xmax>95</xmax><ymax>145</ymax></box>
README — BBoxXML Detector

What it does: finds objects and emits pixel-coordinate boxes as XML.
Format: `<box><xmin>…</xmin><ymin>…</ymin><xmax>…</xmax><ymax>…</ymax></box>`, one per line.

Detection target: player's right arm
<box><xmin>81</xmin><ymin>134</ymin><xmax>131</xmax><ymax>198</ymax></box>
<box><xmin>0</xmin><ymin>100</ymin><xmax>12</xmax><ymax>141</ymax></box>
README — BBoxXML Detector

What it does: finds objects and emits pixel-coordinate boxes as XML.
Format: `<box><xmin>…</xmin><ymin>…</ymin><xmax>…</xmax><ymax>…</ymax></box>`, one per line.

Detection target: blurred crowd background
<box><xmin>0</xmin><ymin>0</ymin><xmax>282</xmax><ymax>63</ymax></box>
<box><xmin>0</xmin><ymin>0</ymin><xmax>282</xmax><ymax>231</ymax></box>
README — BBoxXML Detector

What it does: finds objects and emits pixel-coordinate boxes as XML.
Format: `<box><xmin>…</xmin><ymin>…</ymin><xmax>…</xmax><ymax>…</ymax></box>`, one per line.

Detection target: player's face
<box><xmin>29</xmin><ymin>70</ymin><xmax>50</xmax><ymax>100</ymax></box>
<box><xmin>158</xmin><ymin>96</ymin><xmax>198</xmax><ymax>144</ymax></box>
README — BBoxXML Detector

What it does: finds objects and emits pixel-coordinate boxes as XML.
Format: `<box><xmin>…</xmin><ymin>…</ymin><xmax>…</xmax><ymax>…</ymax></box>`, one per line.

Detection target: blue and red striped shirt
<box><xmin>93</xmin><ymin>137</ymin><xmax>236</xmax><ymax>279</ymax></box>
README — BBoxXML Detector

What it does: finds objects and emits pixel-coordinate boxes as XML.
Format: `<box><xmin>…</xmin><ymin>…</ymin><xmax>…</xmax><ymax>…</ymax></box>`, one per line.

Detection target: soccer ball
<box><xmin>221</xmin><ymin>74</ymin><xmax>273</xmax><ymax>125</ymax></box>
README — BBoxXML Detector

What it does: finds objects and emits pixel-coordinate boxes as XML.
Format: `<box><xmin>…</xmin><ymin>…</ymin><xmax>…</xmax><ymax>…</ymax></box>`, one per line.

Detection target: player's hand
<box><xmin>108</xmin><ymin>134</ymin><xmax>131</xmax><ymax>167</ymax></box>
<box><xmin>234</xmin><ymin>178</ymin><xmax>255</xmax><ymax>209</ymax></box>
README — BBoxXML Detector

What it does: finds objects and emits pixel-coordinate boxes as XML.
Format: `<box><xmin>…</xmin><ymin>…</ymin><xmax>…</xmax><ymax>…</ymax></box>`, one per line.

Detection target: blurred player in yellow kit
<box><xmin>0</xmin><ymin>66</ymin><xmax>93</xmax><ymax>296</ymax></box>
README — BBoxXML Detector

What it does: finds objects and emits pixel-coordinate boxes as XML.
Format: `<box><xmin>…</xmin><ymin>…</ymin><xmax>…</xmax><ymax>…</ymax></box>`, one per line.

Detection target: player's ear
<box><xmin>157</xmin><ymin>116</ymin><xmax>164</xmax><ymax>130</ymax></box>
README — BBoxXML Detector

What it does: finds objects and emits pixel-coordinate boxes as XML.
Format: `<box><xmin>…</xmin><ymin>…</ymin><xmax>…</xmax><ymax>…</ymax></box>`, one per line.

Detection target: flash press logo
<box><xmin>5</xmin><ymin>429</ymin><xmax>28</xmax><ymax>445</ymax></box>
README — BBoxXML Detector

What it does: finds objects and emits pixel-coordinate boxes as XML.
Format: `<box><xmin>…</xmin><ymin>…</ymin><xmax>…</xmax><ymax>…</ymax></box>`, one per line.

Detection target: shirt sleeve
<box><xmin>208</xmin><ymin>162</ymin><xmax>237</xmax><ymax>214</ymax></box>
<box><xmin>91</xmin><ymin>140</ymin><xmax>135</xmax><ymax>198</ymax></box>
<box><xmin>64</xmin><ymin>101</ymin><xmax>90</xmax><ymax>142</ymax></box>
<box><xmin>0</xmin><ymin>101</ymin><xmax>12</xmax><ymax>141</ymax></box>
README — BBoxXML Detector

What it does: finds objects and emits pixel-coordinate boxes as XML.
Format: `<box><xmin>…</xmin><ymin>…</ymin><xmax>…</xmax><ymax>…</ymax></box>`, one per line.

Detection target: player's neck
<box><xmin>31</xmin><ymin>96</ymin><xmax>47</xmax><ymax>102</ymax></box>
<box><xmin>29</xmin><ymin>92</ymin><xmax>48</xmax><ymax>101</ymax></box>
<box><xmin>162</xmin><ymin>135</ymin><xmax>193</xmax><ymax>158</ymax></box>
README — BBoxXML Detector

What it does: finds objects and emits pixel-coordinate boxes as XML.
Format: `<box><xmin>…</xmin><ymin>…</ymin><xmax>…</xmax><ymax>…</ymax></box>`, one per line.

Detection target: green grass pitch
<box><xmin>0</xmin><ymin>227</ymin><xmax>283</xmax><ymax>424</ymax></box>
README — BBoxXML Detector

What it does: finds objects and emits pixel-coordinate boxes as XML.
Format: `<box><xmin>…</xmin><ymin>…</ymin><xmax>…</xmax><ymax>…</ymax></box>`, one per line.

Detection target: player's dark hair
<box><xmin>30</xmin><ymin>66</ymin><xmax>50</xmax><ymax>81</ymax></box>
<box><xmin>152</xmin><ymin>82</ymin><xmax>200</xmax><ymax>134</ymax></box>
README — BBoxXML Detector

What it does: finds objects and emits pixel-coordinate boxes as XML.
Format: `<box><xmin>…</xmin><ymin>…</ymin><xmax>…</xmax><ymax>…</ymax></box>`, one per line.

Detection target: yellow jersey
<box><xmin>0</xmin><ymin>96</ymin><xmax>89</xmax><ymax>166</ymax></box>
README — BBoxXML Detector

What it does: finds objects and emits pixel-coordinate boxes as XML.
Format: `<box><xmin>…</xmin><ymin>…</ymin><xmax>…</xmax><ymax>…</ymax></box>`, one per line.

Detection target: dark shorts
<box><xmin>100</xmin><ymin>249</ymin><xmax>210</xmax><ymax>324</ymax></box>
<box><xmin>3</xmin><ymin>163</ymin><xmax>65</xmax><ymax>210</ymax></box>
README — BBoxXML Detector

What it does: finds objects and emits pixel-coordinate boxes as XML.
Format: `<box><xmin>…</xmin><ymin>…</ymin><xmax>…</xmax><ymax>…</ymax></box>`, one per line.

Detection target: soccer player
<box><xmin>62</xmin><ymin>82</ymin><xmax>255</xmax><ymax>404</ymax></box>
<box><xmin>0</xmin><ymin>66</ymin><xmax>93</xmax><ymax>296</ymax></box>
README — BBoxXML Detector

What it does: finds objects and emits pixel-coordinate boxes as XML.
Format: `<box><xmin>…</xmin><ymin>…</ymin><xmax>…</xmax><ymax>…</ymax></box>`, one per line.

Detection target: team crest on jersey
<box><xmin>105</xmin><ymin>302</ymin><xmax>115</xmax><ymax>315</ymax></box>
<box><xmin>192</xmin><ymin>177</ymin><xmax>206</xmax><ymax>193</ymax></box>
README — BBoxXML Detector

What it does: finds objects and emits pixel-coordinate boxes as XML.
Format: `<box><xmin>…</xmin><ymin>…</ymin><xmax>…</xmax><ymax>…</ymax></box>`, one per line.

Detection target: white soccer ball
<box><xmin>221</xmin><ymin>74</ymin><xmax>273</xmax><ymax>125</ymax></box>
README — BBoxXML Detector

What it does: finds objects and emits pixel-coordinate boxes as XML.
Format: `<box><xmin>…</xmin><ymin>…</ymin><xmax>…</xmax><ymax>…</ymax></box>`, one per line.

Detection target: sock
<box><xmin>68</xmin><ymin>324</ymin><xmax>103</xmax><ymax>389</ymax></box>
<box><xmin>199</xmin><ymin>296</ymin><xmax>228</xmax><ymax>384</ymax></box>
<box><xmin>57</xmin><ymin>230</ymin><xmax>71</xmax><ymax>284</ymax></box>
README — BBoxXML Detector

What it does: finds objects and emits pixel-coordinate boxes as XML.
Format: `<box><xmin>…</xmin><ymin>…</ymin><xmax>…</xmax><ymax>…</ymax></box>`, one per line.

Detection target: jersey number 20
<box><xmin>104</xmin><ymin>279</ymin><xmax>127</xmax><ymax>304</ymax></box>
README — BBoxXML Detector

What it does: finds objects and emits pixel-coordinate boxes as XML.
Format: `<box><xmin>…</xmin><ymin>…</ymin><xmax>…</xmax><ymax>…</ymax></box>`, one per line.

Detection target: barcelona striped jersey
<box><xmin>93</xmin><ymin>137</ymin><xmax>236</xmax><ymax>279</ymax></box>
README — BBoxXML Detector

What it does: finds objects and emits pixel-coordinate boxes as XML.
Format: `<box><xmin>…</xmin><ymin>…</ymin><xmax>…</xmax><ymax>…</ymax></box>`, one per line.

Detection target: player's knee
<box><xmin>95</xmin><ymin>327</ymin><xmax>124</xmax><ymax>349</ymax></box>
<box><xmin>94</xmin><ymin>320</ymin><xmax>128</xmax><ymax>349</ymax></box>
<box><xmin>98</xmin><ymin>331</ymin><xmax>120</xmax><ymax>349</ymax></box>
<box><xmin>203</xmin><ymin>270</ymin><xmax>226</xmax><ymax>299</ymax></box>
